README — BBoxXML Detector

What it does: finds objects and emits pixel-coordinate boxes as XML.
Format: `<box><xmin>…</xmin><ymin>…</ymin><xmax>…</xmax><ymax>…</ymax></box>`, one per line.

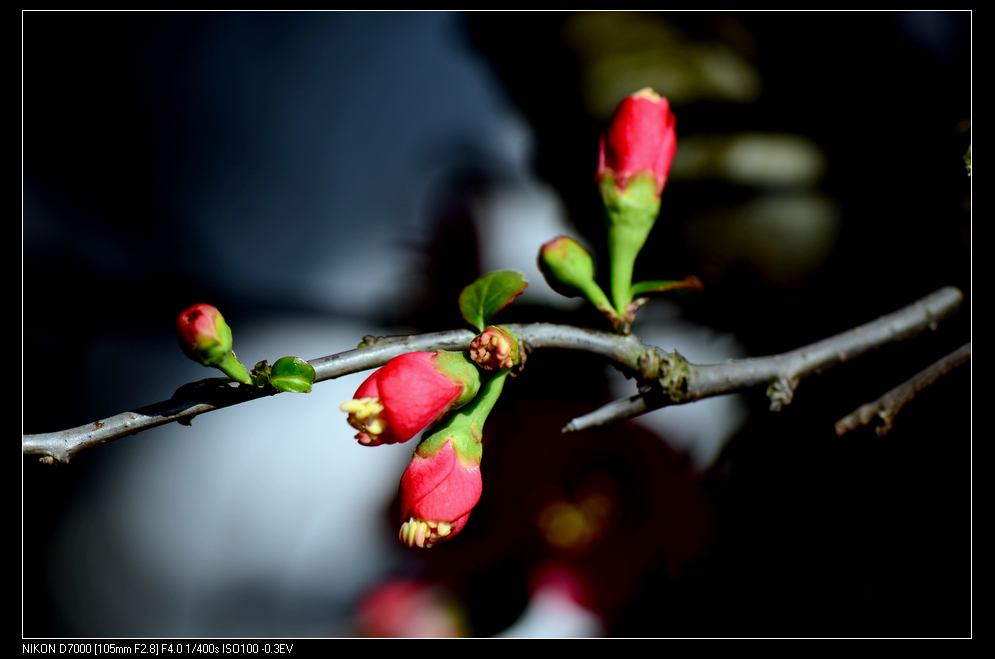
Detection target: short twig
<box><xmin>834</xmin><ymin>342</ymin><xmax>971</xmax><ymax>437</ymax></box>
<box><xmin>563</xmin><ymin>286</ymin><xmax>964</xmax><ymax>432</ymax></box>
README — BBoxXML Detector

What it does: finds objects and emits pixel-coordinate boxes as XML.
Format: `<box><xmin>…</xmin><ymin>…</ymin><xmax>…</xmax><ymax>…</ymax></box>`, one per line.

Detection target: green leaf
<box><xmin>629</xmin><ymin>275</ymin><xmax>704</xmax><ymax>298</ymax></box>
<box><xmin>269</xmin><ymin>356</ymin><xmax>316</xmax><ymax>393</ymax></box>
<box><xmin>458</xmin><ymin>270</ymin><xmax>528</xmax><ymax>331</ymax></box>
<box><xmin>965</xmin><ymin>144</ymin><xmax>971</xmax><ymax>176</ymax></box>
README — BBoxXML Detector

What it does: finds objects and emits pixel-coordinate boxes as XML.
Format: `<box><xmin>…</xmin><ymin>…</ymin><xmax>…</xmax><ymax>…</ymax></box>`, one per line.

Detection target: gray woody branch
<box><xmin>834</xmin><ymin>342</ymin><xmax>971</xmax><ymax>437</ymax></box>
<box><xmin>23</xmin><ymin>287</ymin><xmax>963</xmax><ymax>465</ymax></box>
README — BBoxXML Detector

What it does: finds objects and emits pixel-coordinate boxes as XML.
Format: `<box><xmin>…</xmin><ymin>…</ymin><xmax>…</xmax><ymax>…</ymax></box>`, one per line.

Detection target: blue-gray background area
<box><xmin>23</xmin><ymin>12</ymin><xmax>971</xmax><ymax>638</ymax></box>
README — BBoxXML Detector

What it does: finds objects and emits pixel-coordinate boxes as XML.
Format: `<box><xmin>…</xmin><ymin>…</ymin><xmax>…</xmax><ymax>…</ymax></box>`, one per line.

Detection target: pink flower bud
<box><xmin>340</xmin><ymin>351</ymin><xmax>481</xmax><ymax>447</ymax></box>
<box><xmin>398</xmin><ymin>438</ymin><xmax>482</xmax><ymax>548</ymax></box>
<box><xmin>175</xmin><ymin>303</ymin><xmax>233</xmax><ymax>367</ymax></box>
<box><xmin>596</xmin><ymin>88</ymin><xmax>677</xmax><ymax>197</ymax></box>
<box><xmin>175</xmin><ymin>303</ymin><xmax>253</xmax><ymax>384</ymax></box>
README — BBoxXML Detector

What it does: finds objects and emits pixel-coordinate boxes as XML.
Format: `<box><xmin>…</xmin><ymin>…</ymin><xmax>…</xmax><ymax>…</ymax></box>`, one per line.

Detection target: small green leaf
<box><xmin>269</xmin><ymin>356</ymin><xmax>316</xmax><ymax>393</ymax></box>
<box><xmin>458</xmin><ymin>270</ymin><xmax>528</xmax><ymax>331</ymax></box>
<box><xmin>965</xmin><ymin>144</ymin><xmax>971</xmax><ymax>176</ymax></box>
<box><xmin>629</xmin><ymin>275</ymin><xmax>704</xmax><ymax>298</ymax></box>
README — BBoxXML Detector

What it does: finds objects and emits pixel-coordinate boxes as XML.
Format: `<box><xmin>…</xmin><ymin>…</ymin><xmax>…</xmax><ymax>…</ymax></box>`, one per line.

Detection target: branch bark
<box><xmin>22</xmin><ymin>287</ymin><xmax>963</xmax><ymax>464</ymax></box>
<box><xmin>834</xmin><ymin>342</ymin><xmax>971</xmax><ymax>437</ymax></box>
<box><xmin>563</xmin><ymin>286</ymin><xmax>964</xmax><ymax>432</ymax></box>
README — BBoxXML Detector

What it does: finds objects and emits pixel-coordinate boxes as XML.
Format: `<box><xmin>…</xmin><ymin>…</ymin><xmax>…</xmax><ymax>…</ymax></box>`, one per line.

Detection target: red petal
<box><xmin>352</xmin><ymin>368</ymin><xmax>381</xmax><ymax>399</ymax></box>
<box><xmin>598</xmin><ymin>93</ymin><xmax>677</xmax><ymax>195</ymax></box>
<box><xmin>378</xmin><ymin>353</ymin><xmax>461</xmax><ymax>441</ymax></box>
<box><xmin>399</xmin><ymin>439</ymin><xmax>482</xmax><ymax>523</ymax></box>
<box><xmin>400</xmin><ymin>439</ymin><xmax>456</xmax><ymax>515</ymax></box>
<box><xmin>410</xmin><ymin>462</ymin><xmax>481</xmax><ymax>522</ymax></box>
<box><xmin>444</xmin><ymin>511</ymin><xmax>471</xmax><ymax>541</ymax></box>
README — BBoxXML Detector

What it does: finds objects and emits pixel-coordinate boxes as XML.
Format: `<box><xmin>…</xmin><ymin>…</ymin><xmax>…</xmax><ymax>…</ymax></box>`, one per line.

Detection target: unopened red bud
<box><xmin>395</xmin><ymin>365</ymin><xmax>511</xmax><ymax>549</ymax></box>
<box><xmin>596</xmin><ymin>87</ymin><xmax>677</xmax><ymax>198</ymax></box>
<box><xmin>398</xmin><ymin>438</ymin><xmax>479</xmax><ymax>548</ymax></box>
<box><xmin>176</xmin><ymin>304</ymin><xmax>231</xmax><ymax>366</ymax></box>
<box><xmin>340</xmin><ymin>351</ymin><xmax>481</xmax><ymax>446</ymax></box>
<box><xmin>596</xmin><ymin>89</ymin><xmax>678</xmax><ymax>317</ymax></box>
<box><xmin>175</xmin><ymin>303</ymin><xmax>252</xmax><ymax>384</ymax></box>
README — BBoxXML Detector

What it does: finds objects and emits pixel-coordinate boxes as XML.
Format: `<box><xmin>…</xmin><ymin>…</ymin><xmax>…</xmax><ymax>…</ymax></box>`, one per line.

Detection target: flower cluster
<box><xmin>338</xmin><ymin>89</ymin><xmax>681</xmax><ymax>549</ymax></box>
<box><xmin>342</xmin><ymin>349</ymin><xmax>509</xmax><ymax>547</ymax></box>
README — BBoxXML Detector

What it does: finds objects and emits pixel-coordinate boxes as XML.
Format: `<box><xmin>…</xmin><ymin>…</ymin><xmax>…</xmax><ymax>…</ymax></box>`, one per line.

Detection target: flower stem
<box><xmin>464</xmin><ymin>368</ymin><xmax>511</xmax><ymax>431</ymax></box>
<box><xmin>216</xmin><ymin>351</ymin><xmax>253</xmax><ymax>385</ymax></box>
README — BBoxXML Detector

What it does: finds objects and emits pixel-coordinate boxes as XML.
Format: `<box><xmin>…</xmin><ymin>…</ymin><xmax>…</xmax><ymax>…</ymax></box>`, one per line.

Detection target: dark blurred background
<box><xmin>23</xmin><ymin>11</ymin><xmax>970</xmax><ymax>637</ymax></box>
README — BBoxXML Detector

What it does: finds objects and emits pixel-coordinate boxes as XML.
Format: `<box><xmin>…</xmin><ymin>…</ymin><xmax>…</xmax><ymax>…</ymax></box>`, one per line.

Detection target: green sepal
<box><xmin>432</xmin><ymin>349</ymin><xmax>482</xmax><ymax>408</ymax></box>
<box><xmin>629</xmin><ymin>275</ymin><xmax>704</xmax><ymax>298</ymax></box>
<box><xmin>600</xmin><ymin>172</ymin><xmax>661</xmax><ymax>316</ymax></box>
<box><xmin>415</xmin><ymin>368</ymin><xmax>511</xmax><ymax>466</ymax></box>
<box><xmin>268</xmin><ymin>356</ymin><xmax>316</xmax><ymax>393</ymax></box>
<box><xmin>458</xmin><ymin>270</ymin><xmax>528</xmax><ymax>332</ymax></box>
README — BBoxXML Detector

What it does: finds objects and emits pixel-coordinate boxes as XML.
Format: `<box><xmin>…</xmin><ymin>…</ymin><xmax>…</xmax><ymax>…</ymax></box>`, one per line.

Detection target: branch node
<box><xmin>637</xmin><ymin>348</ymin><xmax>662</xmax><ymax>381</ymax></box>
<box><xmin>359</xmin><ymin>335</ymin><xmax>385</xmax><ymax>348</ymax></box>
<box><xmin>659</xmin><ymin>350</ymin><xmax>691</xmax><ymax>403</ymax></box>
<box><xmin>767</xmin><ymin>376</ymin><xmax>798</xmax><ymax>412</ymax></box>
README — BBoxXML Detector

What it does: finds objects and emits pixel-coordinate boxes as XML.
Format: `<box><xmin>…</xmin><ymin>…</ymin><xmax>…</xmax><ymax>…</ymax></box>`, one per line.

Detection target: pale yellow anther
<box><xmin>341</xmin><ymin>397</ymin><xmax>386</xmax><ymax>440</ymax></box>
<box><xmin>339</xmin><ymin>397</ymin><xmax>383</xmax><ymax>418</ymax></box>
<box><xmin>632</xmin><ymin>87</ymin><xmax>662</xmax><ymax>103</ymax></box>
<box><xmin>399</xmin><ymin>517</ymin><xmax>450</xmax><ymax>549</ymax></box>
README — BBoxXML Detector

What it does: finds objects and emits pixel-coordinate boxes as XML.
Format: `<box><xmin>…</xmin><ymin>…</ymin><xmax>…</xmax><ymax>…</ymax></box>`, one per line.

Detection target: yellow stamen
<box><xmin>632</xmin><ymin>87</ymin><xmax>662</xmax><ymax>103</ymax></box>
<box><xmin>340</xmin><ymin>397</ymin><xmax>385</xmax><ymax>440</ymax></box>
<box><xmin>399</xmin><ymin>517</ymin><xmax>451</xmax><ymax>549</ymax></box>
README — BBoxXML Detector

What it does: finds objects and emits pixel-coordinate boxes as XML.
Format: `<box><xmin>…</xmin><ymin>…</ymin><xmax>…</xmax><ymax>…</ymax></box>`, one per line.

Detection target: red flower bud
<box><xmin>398</xmin><ymin>438</ymin><xmax>482</xmax><ymax>548</ymax></box>
<box><xmin>340</xmin><ymin>351</ymin><xmax>481</xmax><ymax>446</ymax></box>
<box><xmin>176</xmin><ymin>303</ymin><xmax>232</xmax><ymax>366</ymax></box>
<box><xmin>596</xmin><ymin>88</ymin><xmax>677</xmax><ymax>197</ymax></box>
<box><xmin>175</xmin><ymin>303</ymin><xmax>253</xmax><ymax>384</ymax></box>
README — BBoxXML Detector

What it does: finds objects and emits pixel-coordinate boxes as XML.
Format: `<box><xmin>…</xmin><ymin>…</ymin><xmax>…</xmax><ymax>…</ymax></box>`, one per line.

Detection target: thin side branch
<box><xmin>834</xmin><ymin>342</ymin><xmax>971</xmax><ymax>437</ymax></box>
<box><xmin>23</xmin><ymin>287</ymin><xmax>963</xmax><ymax>464</ymax></box>
<box><xmin>563</xmin><ymin>286</ymin><xmax>964</xmax><ymax>432</ymax></box>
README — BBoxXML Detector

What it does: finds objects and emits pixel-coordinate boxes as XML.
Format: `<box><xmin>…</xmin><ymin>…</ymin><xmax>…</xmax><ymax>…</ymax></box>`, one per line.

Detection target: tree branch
<box><xmin>22</xmin><ymin>287</ymin><xmax>963</xmax><ymax>464</ymax></box>
<box><xmin>834</xmin><ymin>342</ymin><xmax>971</xmax><ymax>437</ymax></box>
<box><xmin>562</xmin><ymin>286</ymin><xmax>964</xmax><ymax>433</ymax></box>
